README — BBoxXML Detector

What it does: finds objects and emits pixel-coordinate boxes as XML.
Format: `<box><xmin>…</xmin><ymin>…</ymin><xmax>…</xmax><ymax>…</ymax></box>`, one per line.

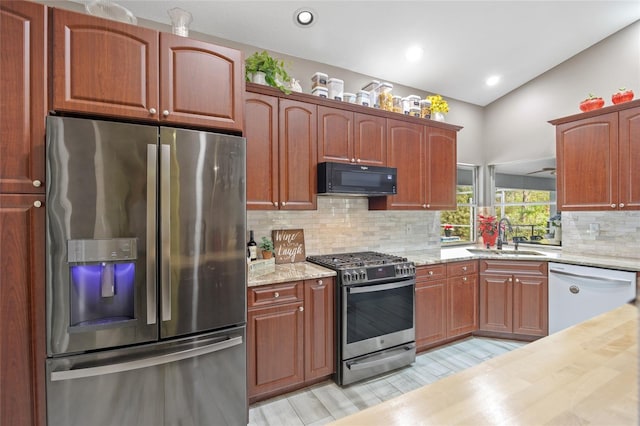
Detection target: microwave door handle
<box><xmin>146</xmin><ymin>145</ymin><xmax>157</xmax><ymax>325</ymax></box>
<box><xmin>348</xmin><ymin>279</ymin><xmax>415</xmax><ymax>294</ymax></box>
<box><xmin>50</xmin><ymin>336</ymin><xmax>243</xmax><ymax>382</ymax></box>
<box><xmin>160</xmin><ymin>144</ymin><xmax>171</xmax><ymax>322</ymax></box>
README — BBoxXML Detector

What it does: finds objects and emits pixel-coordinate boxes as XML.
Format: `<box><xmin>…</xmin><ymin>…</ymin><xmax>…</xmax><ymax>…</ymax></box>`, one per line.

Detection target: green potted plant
<box><xmin>259</xmin><ymin>236</ymin><xmax>274</xmax><ymax>259</ymax></box>
<box><xmin>245</xmin><ymin>50</ymin><xmax>291</xmax><ymax>94</ymax></box>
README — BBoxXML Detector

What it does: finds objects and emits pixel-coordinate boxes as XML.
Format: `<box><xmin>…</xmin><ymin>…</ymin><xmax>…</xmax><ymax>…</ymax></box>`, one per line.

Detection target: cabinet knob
<box><xmin>508</xmin><ymin>278</ymin><xmax>513</xmax><ymax>282</ymax></box>
<box><xmin>422</xmin><ymin>204</ymin><xmax>427</xmax><ymax>208</ymax></box>
<box><xmin>462</xmin><ymin>266</ymin><xmax>467</xmax><ymax>271</ymax></box>
<box><xmin>619</xmin><ymin>203</ymin><xmax>625</xmax><ymax>208</ymax></box>
<box><xmin>33</xmin><ymin>180</ymin><xmax>42</xmax><ymax>187</ymax></box>
<box><xmin>274</xmin><ymin>201</ymin><xmax>278</xmax><ymax>207</ymax></box>
<box><xmin>163</xmin><ymin>110</ymin><xmax>170</xmax><ymax>117</ymax></box>
<box><xmin>463</xmin><ymin>276</ymin><xmax>467</xmax><ymax>281</ymax></box>
<box><xmin>515</xmin><ymin>278</ymin><xmax>520</xmax><ymax>283</ymax></box>
<box><xmin>426</xmin><ymin>204</ymin><xmax>431</xmax><ymax>208</ymax></box>
<box><xmin>33</xmin><ymin>200</ymin><xmax>42</xmax><ymax>208</ymax></box>
<box><xmin>274</xmin><ymin>292</ymin><xmax>279</xmax><ymax>298</ymax></box>
<box><xmin>351</xmin><ymin>158</ymin><xmax>356</xmax><ymax>163</ymax></box>
<box><xmin>428</xmin><ymin>270</ymin><xmax>434</xmax><ymax>276</ymax></box>
<box><xmin>149</xmin><ymin>108</ymin><xmax>157</xmax><ymax>115</ymax></box>
<box><xmin>282</xmin><ymin>202</ymin><xmax>286</xmax><ymax>207</ymax></box>
<box><xmin>317</xmin><ymin>279</ymin><xmax>324</xmax><ymax>286</ymax></box>
<box><xmin>611</xmin><ymin>204</ymin><xmax>616</xmax><ymax>208</ymax></box>
<box><xmin>299</xmin><ymin>306</ymin><xmax>304</xmax><ymax>312</ymax></box>
<box><xmin>356</xmin><ymin>159</ymin><xmax>361</xmax><ymax>163</ymax></box>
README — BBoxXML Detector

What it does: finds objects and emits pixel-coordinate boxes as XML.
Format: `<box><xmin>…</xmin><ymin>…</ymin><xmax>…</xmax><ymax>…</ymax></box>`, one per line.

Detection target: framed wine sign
<box><xmin>272</xmin><ymin>229</ymin><xmax>306</xmax><ymax>264</ymax></box>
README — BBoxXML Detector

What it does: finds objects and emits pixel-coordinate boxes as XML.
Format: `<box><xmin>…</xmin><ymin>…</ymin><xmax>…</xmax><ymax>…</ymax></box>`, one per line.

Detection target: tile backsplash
<box><xmin>562</xmin><ymin>211</ymin><xmax>640</xmax><ymax>259</ymax></box>
<box><xmin>247</xmin><ymin>196</ymin><xmax>441</xmax><ymax>256</ymax></box>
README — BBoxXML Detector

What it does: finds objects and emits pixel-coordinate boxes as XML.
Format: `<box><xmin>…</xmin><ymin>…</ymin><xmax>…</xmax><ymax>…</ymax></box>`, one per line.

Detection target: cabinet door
<box><xmin>556</xmin><ymin>113</ymin><xmax>618</xmax><ymax>210</ymax></box>
<box><xmin>513</xmin><ymin>275</ymin><xmax>548</xmax><ymax>336</ymax></box>
<box><xmin>370</xmin><ymin>119</ymin><xmax>424</xmax><ymax>209</ymax></box>
<box><xmin>354</xmin><ymin>113</ymin><xmax>386</xmax><ymax>166</ymax></box>
<box><xmin>479</xmin><ymin>274</ymin><xmax>512</xmax><ymax>333</ymax></box>
<box><xmin>304</xmin><ymin>278</ymin><xmax>335</xmax><ymax>380</ymax></box>
<box><xmin>447</xmin><ymin>274</ymin><xmax>478</xmax><ymax>337</ymax></box>
<box><xmin>0</xmin><ymin>194</ymin><xmax>46</xmax><ymax>426</ymax></box>
<box><xmin>619</xmin><ymin>106</ymin><xmax>640</xmax><ymax>210</ymax></box>
<box><xmin>247</xmin><ymin>302</ymin><xmax>304</xmax><ymax>399</ymax></box>
<box><xmin>160</xmin><ymin>33</ymin><xmax>244</xmax><ymax>132</ymax></box>
<box><xmin>51</xmin><ymin>8</ymin><xmax>159</xmax><ymax>120</ymax></box>
<box><xmin>415</xmin><ymin>280</ymin><xmax>447</xmax><ymax>349</ymax></box>
<box><xmin>318</xmin><ymin>106</ymin><xmax>353</xmax><ymax>164</ymax></box>
<box><xmin>0</xmin><ymin>1</ymin><xmax>46</xmax><ymax>194</ymax></box>
<box><xmin>245</xmin><ymin>93</ymin><xmax>279</xmax><ymax>210</ymax></box>
<box><xmin>279</xmin><ymin>99</ymin><xmax>317</xmax><ymax>210</ymax></box>
<box><xmin>425</xmin><ymin>127</ymin><xmax>457</xmax><ymax>210</ymax></box>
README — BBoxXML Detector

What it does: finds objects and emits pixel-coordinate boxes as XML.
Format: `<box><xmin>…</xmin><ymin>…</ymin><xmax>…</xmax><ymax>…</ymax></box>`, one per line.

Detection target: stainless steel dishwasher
<box><xmin>548</xmin><ymin>262</ymin><xmax>637</xmax><ymax>334</ymax></box>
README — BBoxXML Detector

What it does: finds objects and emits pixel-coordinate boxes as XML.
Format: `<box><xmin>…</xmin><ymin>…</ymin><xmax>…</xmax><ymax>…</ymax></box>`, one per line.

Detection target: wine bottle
<box><xmin>247</xmin><ymin>230</ymin><xmax>257</xmax><ymax>261</ymax></box>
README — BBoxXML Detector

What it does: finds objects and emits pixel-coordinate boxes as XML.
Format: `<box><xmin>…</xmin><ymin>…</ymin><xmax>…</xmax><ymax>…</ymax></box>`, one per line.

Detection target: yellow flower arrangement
<box><xmin>427</xmin><ymin>94</ymin><xmax>449</xmax><ymax>114</ymax></box>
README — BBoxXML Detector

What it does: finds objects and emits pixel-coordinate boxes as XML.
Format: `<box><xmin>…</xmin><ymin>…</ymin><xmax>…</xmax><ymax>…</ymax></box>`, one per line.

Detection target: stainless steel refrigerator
<box><xmin>45</xmin><ymin>116</ymin><xmax>247</xmax><ymax>426</ymax></box>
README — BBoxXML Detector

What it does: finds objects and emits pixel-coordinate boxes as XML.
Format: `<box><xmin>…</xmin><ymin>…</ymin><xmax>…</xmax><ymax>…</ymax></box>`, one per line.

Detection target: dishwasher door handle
<box><xmin>549</xmin><ymin>268</ymin><xmax>632</xmax><ymax>286</ymax></box>
<box><xmin>50</xmin><ymin>336</ymin><xmax>243</xmax><ymax>382</ymax></box>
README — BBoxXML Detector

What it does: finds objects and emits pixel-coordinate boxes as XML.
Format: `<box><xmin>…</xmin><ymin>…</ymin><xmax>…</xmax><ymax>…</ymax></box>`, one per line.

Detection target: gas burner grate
<box><xmin>307</xmin><ymin>251</ymin><xmax>407</xmax><ymax>270</ymax></box>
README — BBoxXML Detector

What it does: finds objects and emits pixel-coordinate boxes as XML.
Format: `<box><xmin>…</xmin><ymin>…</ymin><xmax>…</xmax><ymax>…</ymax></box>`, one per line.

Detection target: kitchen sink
<box><xmin>466</xmin><ymin>248</ymin><xmax>547</xmax><ymax>257</ymax></box>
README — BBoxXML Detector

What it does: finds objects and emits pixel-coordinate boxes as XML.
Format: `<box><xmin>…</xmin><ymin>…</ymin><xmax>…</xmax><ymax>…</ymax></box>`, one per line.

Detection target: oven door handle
<box><xmin>347</xmin><ymin>279</ymin><xmax>415</xmax><ymax>294</ymax></box>
<box><xmin>346</xmin><ymin>345</ymin><xmax>415</xmax><ymax>371</ymax></box>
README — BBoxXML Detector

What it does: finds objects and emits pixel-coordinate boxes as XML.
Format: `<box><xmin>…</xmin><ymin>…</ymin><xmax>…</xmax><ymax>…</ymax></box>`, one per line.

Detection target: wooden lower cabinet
<box><xmin>415</xmin><ymin>261</ymin><xmax>478</xmax><ymax>351</ymax></box>
<box><xmin>479</xmin><ymin>260</ymin><xmax>548</xmax><ymax>338</ymax></box>
<box><xmin>0</xmin><ymin>194</ymin><xmax>46</xmax><ymax>426</ymax></box>
<box><xmin>247</xmin><ymin>278</ymin><xmax>334</xmax><ymax>402</ymax></box>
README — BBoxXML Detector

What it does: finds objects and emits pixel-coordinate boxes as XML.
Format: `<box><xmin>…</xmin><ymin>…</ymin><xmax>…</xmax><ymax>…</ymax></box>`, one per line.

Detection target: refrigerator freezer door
<box><xmin>46</xmin><ymin>326</ymin><xmax>247</xmax><ymax>426</ymax></box>
<box><xmin>46</xmin><ymin>116</ymin><xmax>159</xmax><ymax>355</ymax></box>
<box><xmin>159</xmin><ymin>127</ymin><xmax>246</xmax><ymax>338</ymax></box>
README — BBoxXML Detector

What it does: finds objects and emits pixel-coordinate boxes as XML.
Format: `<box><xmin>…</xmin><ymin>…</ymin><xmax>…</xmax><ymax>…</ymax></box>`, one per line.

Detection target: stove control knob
<box><xmin>359</xmin><ymin>269</ymin><xmax>366</xmax><ymax>281</ymax></box>
<box><xmin>343</xmin><ymin>271</ymin><xmax>351</xmax><ymax>282</ymax></box>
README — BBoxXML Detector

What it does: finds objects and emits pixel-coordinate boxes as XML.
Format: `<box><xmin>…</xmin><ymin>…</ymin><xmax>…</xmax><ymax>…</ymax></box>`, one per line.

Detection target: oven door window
<box><xmin>346</xmin><ymin>281</ymin><xmax>414</xmax><ymax>344</ymax></box>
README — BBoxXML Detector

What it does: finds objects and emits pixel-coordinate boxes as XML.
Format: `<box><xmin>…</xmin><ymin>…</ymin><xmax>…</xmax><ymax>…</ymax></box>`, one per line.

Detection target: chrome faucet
<box><xmin>496</xmin><ymin>217</ymin><xmax>513</xmax><ymax>250</ymax></box>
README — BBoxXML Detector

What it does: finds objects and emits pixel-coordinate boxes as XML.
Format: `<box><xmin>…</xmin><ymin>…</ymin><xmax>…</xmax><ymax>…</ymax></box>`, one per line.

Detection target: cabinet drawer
<box><xmin>480</xmin><ymin>260</ymin><xmax>547</xmax><ymax>276</ymax></box>
<box><xmin>416</xmin><ymin>264</ymin><xmax>447</xmax><ymax>283</ymax></box>
<box><xmin>447</xmin><ymin>260</ymin><xmax>478</xmax><ymax>277</ymax></box>
<box><xmin>248</xmin><ymin>281</ymin><xmax>303</xmax><ymax>308</ymax></box>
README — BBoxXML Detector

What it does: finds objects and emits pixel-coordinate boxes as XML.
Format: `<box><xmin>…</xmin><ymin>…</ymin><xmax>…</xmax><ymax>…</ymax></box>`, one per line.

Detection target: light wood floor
<box><xmin>248</xmin><ymin>337</ymin><xmax>527</xmax><ymax>426</ymax></box>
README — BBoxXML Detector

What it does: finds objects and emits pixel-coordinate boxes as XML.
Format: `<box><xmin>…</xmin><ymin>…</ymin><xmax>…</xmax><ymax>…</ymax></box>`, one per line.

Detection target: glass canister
<box><xmin>356</xmin><ymin>90</ymin><xmax>370</xmax><ymax>107</ymax></box>
<box><xmin>392</xmin><ymin>96</ymin><xmax>403</xmax><ymax>114</ymax></box>
<box><xmin>378</xmin><ymin>82</ymin><xmax>394</xmax><ymax>111</ymax></box>
<box><xmin>420</xmin><ymin>99</ymin><xmax>432</xmax><ymax>119</ymax></box>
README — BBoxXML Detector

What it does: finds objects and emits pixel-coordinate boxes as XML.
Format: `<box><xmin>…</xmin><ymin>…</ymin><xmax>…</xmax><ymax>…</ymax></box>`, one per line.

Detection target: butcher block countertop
<box><xmin>331</xmin><ymin>303</ymin><xmax>638</xmax><ymax>426</ymax></box>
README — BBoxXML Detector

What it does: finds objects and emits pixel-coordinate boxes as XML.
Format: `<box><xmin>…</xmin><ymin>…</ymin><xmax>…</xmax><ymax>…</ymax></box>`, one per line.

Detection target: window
<box><xmin>494</xmin><ymin>171</ymin><xmax>559</xmax><ymax>245</ymax></box>
<box><xmin>441</xmin><ymin>166</ymin><xmax>478</xmax><ymax>245</ymax></box>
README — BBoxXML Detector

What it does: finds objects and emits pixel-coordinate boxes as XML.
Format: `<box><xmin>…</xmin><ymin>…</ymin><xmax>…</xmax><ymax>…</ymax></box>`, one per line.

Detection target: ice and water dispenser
<box><xmin>67</xmin><ymin>238</ymin><xmax>137</xmax><ymax>331</ymax></box>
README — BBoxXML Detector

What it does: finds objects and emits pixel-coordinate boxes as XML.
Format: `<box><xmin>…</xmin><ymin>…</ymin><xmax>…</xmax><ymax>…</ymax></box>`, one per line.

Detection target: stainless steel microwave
<box><xmin>317</xmin><ymin>162</ymin><xmax>397</xmax><ymax>196</ymax></box>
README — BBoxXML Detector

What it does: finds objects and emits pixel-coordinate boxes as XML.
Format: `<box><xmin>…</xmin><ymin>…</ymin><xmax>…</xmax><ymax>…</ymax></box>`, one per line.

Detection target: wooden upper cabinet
<box><xmin>0</xmin><ymin>1</ymin><xmax>47</xmax><ymax>194</ymax></box>
<box><xmin>245</xmin><ymin>93</ymin><xmax>279</xmax><ymax>210</ymax></box>
<box><xmin>555</xmin><ymin>113</ymin><xmax>618</xmax><ymax>210</ymax></box>
<box><xmin>318</xmin><ymin>106</ymin><xmax>353</xmax><ymax>164</ymax></box>
<box><xmin>425</xmin><ymin>127</ymin><xmax>457</xmax><ymax>210</ymax></box>
<box><xmin>159</xmin><ymin>33</ymin><xmax>243</xmax><ymax>132</ymax></box>
<box><xmin>370</xmin><ymin>118</ymin><xmax>425</xmax><ymax>209</ymax></box>
<box><xmin>618</xmin><ymin>106</ymin><xmax>640</xmax><ymax>210</ymax></box>
<box><xmin>354</xmin><ymin>113</ymin><xmax>386</xmax><ymax>166</ymax></box>
<box><xmin>317</xmin><ymin>107</ymin><xmax>386</xmax><ymax>166</ymax></box>
<box><xmin>551</xmin><ymin>100</ymin><xmax>640</xmax><ymax>211</ymax></box>
<box><xmin>51</xmin><ymin>8</ymin><xmax>243</xmax><ymax>131</ymax></box>
<box><xmin>278</xmin><ymin>99</ymin><xmax>317</xmax><ymax>210</ymax></box>
<box><xmin>51</xmin><ymin>8</ymin><xmax>159</xmax><ymax>120</ymax></box>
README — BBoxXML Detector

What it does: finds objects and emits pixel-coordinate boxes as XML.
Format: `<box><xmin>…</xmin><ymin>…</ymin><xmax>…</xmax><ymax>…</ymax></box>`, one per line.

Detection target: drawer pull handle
<box><xmin>428</xmin><ymin>271</ymin><xmax>434</xmax><ymax>276</ymax></box>
<box><xmin>274</xmin><ymin>292</ymin><xmax>279</xmax><ymax>298</ymax></box>
<box><xmin>462</xmin><ymin>266</ymin><xmax>467</xmax><ymax>271</ymax></box>
<box><xmin>317</xmin><ymin>280</ymin><xmax>323</xmax><ymax>286</ymax></box>
<box><xmin>299</xmin><ymin>306</ymin><xmax>304</xmax><ymax>312</ymax></box>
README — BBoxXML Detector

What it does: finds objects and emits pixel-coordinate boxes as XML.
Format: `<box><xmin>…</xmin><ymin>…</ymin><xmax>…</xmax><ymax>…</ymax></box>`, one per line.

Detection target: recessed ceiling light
<box><xmin>486</xmin><ymin>75</ymin><xmax>501</xmax><ymax>86</ymax></box>
<box><xmin>405</xmin><ymin>45</ymin><xmax>424</xmax><ymax>62</ymax></box>
<box><xmin>294</xmin><ymin>8</ymin><xmax>315</xmax><ymax>27</ymax></box>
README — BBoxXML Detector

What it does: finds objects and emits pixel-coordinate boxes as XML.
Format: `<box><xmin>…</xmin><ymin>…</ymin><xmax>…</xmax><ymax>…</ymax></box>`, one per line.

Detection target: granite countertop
<box><xmin>248</xmin><ymin>261</ymin><xmax>336</xmax><ymax>287</ymax></box>
<box><xmin>331</xmin><ymin>302</ymin><xmax>638</xmax><ymax>425</ymax></box>
<box><xmin>247</xmin><ymin>246</ymin><xmax>639</xmax><ymax>288</ymax></box>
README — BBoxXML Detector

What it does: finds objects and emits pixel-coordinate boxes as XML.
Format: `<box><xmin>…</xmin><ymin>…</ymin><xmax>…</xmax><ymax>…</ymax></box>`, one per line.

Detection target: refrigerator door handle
<box><xmin>146</xmin><ymin>145</ymin><xmax>157</xmax><ymax>325</ymax></box>
<box><xmin>160</xmin><ymin>144</ymin><xmax>171</xmax><ymax>322</ymax></box>
<box><xmin>50</xmin><ymin>336</ymin><xmax>243</xmax><ymax>382</ymax></box>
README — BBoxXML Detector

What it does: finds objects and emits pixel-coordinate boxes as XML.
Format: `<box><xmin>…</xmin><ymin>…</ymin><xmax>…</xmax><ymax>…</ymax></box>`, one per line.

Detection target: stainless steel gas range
<box><xmin>306</xmin><ymin>251</ymin><xmax>416</xmax><ymax>386</ymax></box>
